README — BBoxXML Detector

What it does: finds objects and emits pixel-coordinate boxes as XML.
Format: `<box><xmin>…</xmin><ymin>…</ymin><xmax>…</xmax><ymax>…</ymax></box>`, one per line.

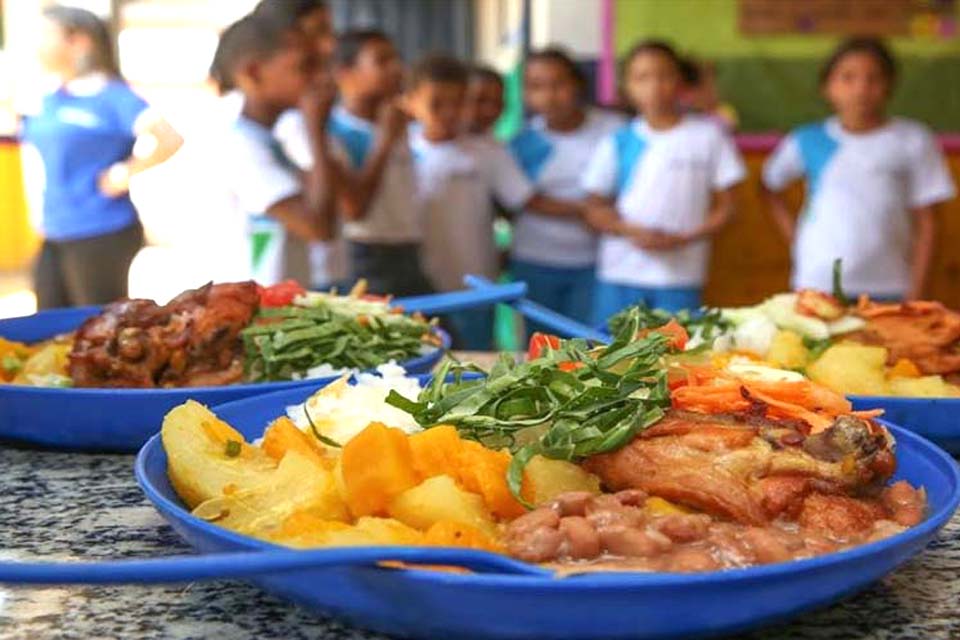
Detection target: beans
<box><xmin>552</xmin><ymin>491</ymin><xmax>595</xmax><ymax>517</ymax></box>
<box><xmin>558</xmin><ymin>517</ymin><xmax>601</xmax><ymax>559</ymax></box>
<box><xmin>599</xmin><ymin>526</ymin><xmax>672</xmax><ymax>558</ymax></box>
<box><xmin>653</xmin><ymin>514</ymin><xmax>711</xmax><ymax>543</ymax></box>
<box><xmin>668</xmin><ymin>548</ymin><xmax>720</xmax><ymax>573</ymax></box>
<box><xmin>509</xmin><ymin>507</ymin><xmax>559</xmax><ymax>535</ymax></box>
<box><xmin>508</xmin><ymin>526</ymin><xmax>565</xmax><ymax>563</ymax></box>
<box><xmin>882</xmin><ymin>481</ymin><xmax>925</xmax><ymax>527</ymax></box>
<box><xmin>614</xmin><ymin>489</ymin><xmax>648</xmax><ymax>507</ymax></box>
<box><xmin>741</xmin><ymin>527</ymin><xmax>791</xmax><ymax>565</ymax></box>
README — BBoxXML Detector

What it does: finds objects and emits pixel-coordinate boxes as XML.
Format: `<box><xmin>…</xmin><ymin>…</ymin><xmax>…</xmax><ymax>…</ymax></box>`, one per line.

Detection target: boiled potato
<box><xmin>807</xmin><ymin>344</ymin><xmax>888</xmax><ymax>396</ymax></box>
<box><xmin>269</xmin><ymin>513</ymin><xmax>423</xmax><ymax>549</ymax></box>
<box><xmin>162</xmin><ymin>400</ymin><xmax>277</xmax><ymax>509</ymax></box>
<box><xmin>389</xmin><ymin>475</ymin><xmax>497</xmax><ymax>537</ymax></box>
<box><xmin>191</xmin><ymin>449</ymin><xmax>349</xmax><ymax>536</ymax></box>
<box><xmin>525</xmin><ymin>455</ymin><xmax>600</xmax><ymax>506</ymax></box>
<box><xmin>765</xmin><ymin>330</ymin><xmax>808</xmax><ymax>370</ymax></box>
<box><xmin>888</xmin><ymin>376</ymin><xmax>960</xmax><ymax>398</ymax></box>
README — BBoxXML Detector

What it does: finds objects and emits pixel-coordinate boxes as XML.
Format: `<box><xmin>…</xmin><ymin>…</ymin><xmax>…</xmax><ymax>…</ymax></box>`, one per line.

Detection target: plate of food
<box><xmin>133</xmin><ymin>312</ymin><xmax>960</xmax><ymax>639</ymax></box>
<box><xmin>0</xmin><ymin>280</ymin><xmax>450</xmax><ymax>451</ymax></box>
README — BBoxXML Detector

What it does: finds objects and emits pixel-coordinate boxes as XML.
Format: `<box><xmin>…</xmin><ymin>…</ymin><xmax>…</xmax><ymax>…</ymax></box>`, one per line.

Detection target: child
<box><xmin>327</xmin><ymin>30</ymin><xmax>432</xmax><ymax>296</ymax></box>
<box><xmin>463</xmin><ymin>65</ymin><xmax>505</xmax><ymax>137</ymax></box>
<box><xmin>583</xmin><ymin>40</ymin><xmax>745</xmax><ymax>321</ymax></box>
<box><xmin>763</xmin><ymin>37</ymin><xmax>955</xmax><ymax>300</ymax></box>
<box><xmin>215</xmin><ymin>14</ymin><xmax>337</xmax><ymax>285</ymax></box>
<box><xmin>405</xmin><ymin>54</ymin><xmax>535</xmax><ymax>349</ymax></box>
<box><xmin>509</xmin><ymin>47</ymin><xmax>625</xmax><ymax>333</ymax></box>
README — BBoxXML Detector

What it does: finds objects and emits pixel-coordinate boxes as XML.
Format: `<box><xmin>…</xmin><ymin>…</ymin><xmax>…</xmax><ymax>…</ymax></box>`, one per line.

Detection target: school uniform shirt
<box><xmin>509</xmin><ymin>108</ymin><xmax>626</xmax><ymax>268</ymax></box>
<box><xmin>274</xmin><ymin>108</ymin><xmax>348</xmax><ymax>287</ymax></box>
<box><xmin>326</xmin><ymin>105</ymin><xmax>422</xmax><ymax>244</ymax></box>
<box><xmin>22</xmin><ymin>73</ymin><xmax>149</xmax><ymax>242</ymax></box>
<box><xmin>763</xmin><ymin>117</ymin><xmax>956</xmax><ymax>296</ymax></box>
<box><xmin>220</xmin><ymin>114</ymin><xmax>305</xmax><ymax>286</ymax></box>
<box><xmin>410</xmin><ymin>131</ymin><xmax>534</xmax><ymax>292</ymax></box>
<box><xmin>582</xmin><ymin>115</ymin><xmax>745</xmax><ymax>288</ymax></box>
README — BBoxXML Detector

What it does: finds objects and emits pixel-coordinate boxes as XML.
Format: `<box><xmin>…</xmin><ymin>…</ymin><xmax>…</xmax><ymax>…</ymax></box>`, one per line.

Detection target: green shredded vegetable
<box><xmin>386</xmin><ymin>308</ymin><xmax>674</xmax><ymax>505</ymax></box>
<box><xmin>241</xmin><ymin>302</ymin><xmax>435</xmax><ymax>382</ymax></box>
<box><xmin>832</xmin><ymin>258</ymin><xmax>850</xmax><ymax>307</ymax></box>
<box><xmin>607</xmin><ymin>303</ymin><xmax>731</xmax><ymax>347</ymax></box>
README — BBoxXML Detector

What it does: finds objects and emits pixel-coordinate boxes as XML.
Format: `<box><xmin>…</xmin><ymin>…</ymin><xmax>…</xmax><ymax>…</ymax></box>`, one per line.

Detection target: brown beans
<box><xmin>558</xmin><ymin>517</ymin><xmax>601</xmax><ymax>559</ymax></box>
<box><xmin>508</xmin><ymin>526</ymin><xmax>566</xmax><ymax>563</ymax></box>
<box><xmin>552</xmin><ymin>491</ymin><xmax>595</xmax><ymax>517</ymax></box>
<box><xmin>614</xmin><ymin>489</ymin><xmax>648</xmax><ymax>507</ymax></box>
<box><xmin>509</xmin><ymin>507</ymin><xmax>559</xmax><ymax>535</ymax></box>
<box><xmin>599</xmin><ymin>526</ymin><xmax>672</xmax><ymax>558</ymax></box>
<box><xmin>653</xmin><ymin>514</ymin><xmax>711</xmax><ymax>543</ymax></box>
<box><xmin>741</xmin><ymin>527</ymin><xmax>791</xmax><ymax>565</ymax></box>
<box><xmin>881</xmin><ymin>481</ymin><xmax>926</xmax><ymax>527</ymax></box>
<box><xmin>668</xmin><ymin>548</ymin><xmax>720</xmax><ymax>573</ymax></box>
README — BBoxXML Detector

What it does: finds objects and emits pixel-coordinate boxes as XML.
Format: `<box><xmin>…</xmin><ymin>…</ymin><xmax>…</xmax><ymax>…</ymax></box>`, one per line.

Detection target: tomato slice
<box><xmin>527</xmin><ymin>332</ymin><xmax>561</xmax><ymax>360</ymax></box>
<box><xmin>259</xmin><ymin>280</ymin><xmax>307</xmax><ymax>307</ymax></box>
<box><xmin>646</xmin><ymin>319</ymin><xmax>689</xmax><ymax>351</ymax></box>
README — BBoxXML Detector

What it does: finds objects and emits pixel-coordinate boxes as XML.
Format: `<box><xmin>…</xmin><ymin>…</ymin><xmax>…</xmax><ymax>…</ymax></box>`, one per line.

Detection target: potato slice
<box><xmin>807</xmin><ymin>344</ymin><xmax>888</xmax><ymax>396</ymax></box>
<box><xmin>765</xmin><ymin>330</ymin><xmax>808</xmax><ymax>370</ymax></box>
<box><xmin>162</xmin><ymin>400</ymin><xmax>277</xmax><ymax>509</ymax></box>
<box><xmin>389</xmin><ymin>475</ymin><xmax>497</xmax><ymax>537</ymax></box>
<box><xmin>269</xmin><ymin>513</ymin><xmax>423</xmax><ymax>549</ymax></box>
<box><xmin>888</xmin><ymin>376</ymin><xmax>960</xmax><ymax>398</ymax></box>
<box><xmin>525</xmin><ymin>455</ymin><xmax>601</xmax><ymax>506</ymax></box>
<box><xmin>191</xmin><ymin>449</ymin><xmax>349</xmax><ymax>536</ymax></box>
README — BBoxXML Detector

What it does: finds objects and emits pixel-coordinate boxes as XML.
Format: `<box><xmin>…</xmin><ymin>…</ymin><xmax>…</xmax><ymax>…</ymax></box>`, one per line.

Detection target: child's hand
<box><xmin>632</xmin><ymin>229</ymin><xmax>690</xmax><ymax>251</ymax></box>
<box><xmin>300</xmin><ymin>75</ymin><xmax>337</xmax><ymax>132</ymax></box>
<box><xmin>378</xmin><ymin>99</ymin><xmax>409</xmax><ymax>143</ymax></box>
<box><xmin>98</xmin><ymin>162</ymin><xmax>131</xmax><ymax>198</ymax></box>
<box><xmin>583</xmin><ymin>203</ymin><xmax>619</xmax><ymax>232</ymax></box>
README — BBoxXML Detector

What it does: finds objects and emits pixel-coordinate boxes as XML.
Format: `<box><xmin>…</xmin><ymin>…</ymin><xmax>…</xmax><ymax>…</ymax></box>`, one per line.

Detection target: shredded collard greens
<box><xmin>241</xmin><ymin>303</ymin><xmax>435</xmax><ymax>382</ymax></box>
<box><xmin>607</xmin><ymin>303</ymin><xmax>731</xmax><ymax>348</ymax></box>
<box><xmin>386</xmin><ymin>308</ymin><xmax>674</xmax><ymax>505</ymax></box>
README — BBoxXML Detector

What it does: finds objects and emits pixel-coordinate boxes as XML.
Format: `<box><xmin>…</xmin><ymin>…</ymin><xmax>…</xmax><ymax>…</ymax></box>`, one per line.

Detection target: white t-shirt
<box><xmin>326</xmin><ymin>105</ymin><xmax>422</xmax><ymax>244</ymax></box>
<box><xmin>274</xmin><ymin>108</ymin><xmax>348</xmax><ymax>287</ymax></box>
<box><xmin>583</xmin><ymin>115</ymin><xmax>745</xmax><ymax>288</ymax></box>
<box><xmin>763</xmin><ymin>117</ymin><xmax>955</xmax><ymax>296</ymax></box>
<box><xmin>411</xmin><ymin>131</ymin><xmax>534</xmax><ymax>292</ymax></box>
<box><xmin>220</xmin><ymin>114</ymin><xmax>303</xmax><ymax>286</ymax></box>
<box><xmin>509</xmin><ymin>108</ymin><xmax>626</xmax><ymax>267</ymax></box>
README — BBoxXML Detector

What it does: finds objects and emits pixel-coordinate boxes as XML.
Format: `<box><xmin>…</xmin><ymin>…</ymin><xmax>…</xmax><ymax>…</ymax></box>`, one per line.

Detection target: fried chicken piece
<box><xmin>68</xmin><ymin>281</ymin><xmax>259</xmax><ymax>388</ymax></box>
<box><xmin>584</xmin><ymin>410</ymin><xmax>895</xmax><ymax>527</ymax></box>
<box><xmin>853</xmin><ymin>299</ymin><xmax>960</xmax><ymax>375</ymax></box>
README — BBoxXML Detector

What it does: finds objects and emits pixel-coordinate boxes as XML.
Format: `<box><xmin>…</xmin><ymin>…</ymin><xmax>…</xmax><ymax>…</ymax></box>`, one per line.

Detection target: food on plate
<box><xmin>162</xmin><ymin>308</ymin><xmax>925</xmax><ymax>573</ymax></box>
<box><xmin>2</xmin><ymin>280</ymin><xmax>440</xmax><ymax>389</ymax></box>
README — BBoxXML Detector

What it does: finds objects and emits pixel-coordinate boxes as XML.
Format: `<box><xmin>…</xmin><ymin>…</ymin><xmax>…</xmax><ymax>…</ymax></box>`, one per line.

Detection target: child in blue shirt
<box><xmin>23</xmin><ymin>6</ymin><xmax>182</xmax><ymax>308</ymax></box>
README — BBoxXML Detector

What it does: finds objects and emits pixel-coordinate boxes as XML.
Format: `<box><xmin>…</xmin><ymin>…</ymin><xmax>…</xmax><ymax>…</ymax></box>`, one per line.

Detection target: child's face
<box><xmin>339</xmin><ymin>39</ymin><xmax>404</xmax><ymax>101</ymax></box>
<box><xmin>463</xmin><ymin>77</ymin><xmax>503</xmax><ymax>134</ymax></box>
<box><xmin>625</xmin><ymin>51</ymin><xmax>681</xmax><ymax>115</ymax></box>
<box><xmin>250</xmin><ymin>32</ymin><xmax>319</xmax><ymax>110</ymax></box>
<box><xmin>408</xmin><ymin>80</ymin><xmax>466</xmax><ymax>141</ymax></box>
<box><xmin>524</xmin><ymin>59</ymin><xmax>580</xmax><ymax>123</ymax></box>
<box><xmin>300</xmin><ymin>7</ymin><xmax>335</xmax><ymax>63</ymax></box>
<box><xmin>823</xmin><ymin>52</ymin><xmax>889</xmax><ymax>121</ymax></box>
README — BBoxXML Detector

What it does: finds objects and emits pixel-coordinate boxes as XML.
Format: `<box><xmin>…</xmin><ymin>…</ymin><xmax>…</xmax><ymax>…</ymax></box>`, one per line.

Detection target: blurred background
<box><xmin>2</xmin><ymin>0</ymin><xmax>960</xmax><ymax>319</ymax></box>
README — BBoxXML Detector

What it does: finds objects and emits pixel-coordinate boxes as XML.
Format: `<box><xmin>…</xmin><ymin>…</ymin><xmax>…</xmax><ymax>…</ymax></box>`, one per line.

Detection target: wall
<box><xmin>614</xmin><ymin>0</ymin><xmax>960</xmax><ymax>131</ymax></box>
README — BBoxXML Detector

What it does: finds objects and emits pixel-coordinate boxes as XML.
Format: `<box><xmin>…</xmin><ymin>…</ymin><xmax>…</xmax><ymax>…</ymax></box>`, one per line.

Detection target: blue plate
<box><xmin>0</xmin><ymin>307</ymin><xmax>448</xmax><ymax>452</ymax></box>
<box><xmin>135</xmin><ymin>384</ymin><xmax>960</xmax><ymax>640</ymax></box>
<box><xmin>850</xmin><ymin>395</ymin><xmax>960</xmax><ymax>455</ymax></box>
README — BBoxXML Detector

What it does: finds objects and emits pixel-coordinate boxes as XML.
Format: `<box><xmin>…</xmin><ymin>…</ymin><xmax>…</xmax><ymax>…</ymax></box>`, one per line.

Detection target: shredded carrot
<box><xmin>850</xmin><ymin>409</ymin><xmax>885</xmax><ymax>419</ymax></box>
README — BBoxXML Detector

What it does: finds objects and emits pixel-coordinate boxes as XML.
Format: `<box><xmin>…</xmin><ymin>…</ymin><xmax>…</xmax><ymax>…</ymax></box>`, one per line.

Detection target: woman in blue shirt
<box><xmin>23</xmin><ymin>6</ymin><xmax>182</xmax><ymax>308</ymax></box>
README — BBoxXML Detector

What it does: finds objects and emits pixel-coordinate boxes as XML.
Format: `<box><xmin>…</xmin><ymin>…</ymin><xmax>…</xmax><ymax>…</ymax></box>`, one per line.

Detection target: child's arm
<box><xmin>335</xmin><ymin>99</ymin><xmax>407</xmax><ymax>221</ymax></box>
<box><xmin>763</xmin><ymin>186</ymin><xmax>796</xmax><ymax>246</ymax></box>
<box><xmin>266</xmin><ymin>81</ymin><xmax>339</xmax><ymax>242</ymax></box>
<box><xmin>907</xmin><ymin>205</ymin><xmax>937</xmax><ymax>300</ymax></box>
<box><xmin>524</xmin><ymin>194</ymin><xmax>585</xmax><ymax>219</ymax></box>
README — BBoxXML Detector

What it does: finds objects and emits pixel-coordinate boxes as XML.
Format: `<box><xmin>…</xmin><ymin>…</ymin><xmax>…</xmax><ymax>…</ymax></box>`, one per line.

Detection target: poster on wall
<box><xmin>739</xmin><ymin>0</ymin><xmax>957</xmax><ymax>38</ymax></box>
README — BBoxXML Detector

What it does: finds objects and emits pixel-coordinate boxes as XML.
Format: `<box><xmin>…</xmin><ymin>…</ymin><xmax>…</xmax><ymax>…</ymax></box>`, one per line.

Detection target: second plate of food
<box><xmin>0</xmin><ymin>282</ymin><xmax>448</xmax><ymax>451</ymax></box>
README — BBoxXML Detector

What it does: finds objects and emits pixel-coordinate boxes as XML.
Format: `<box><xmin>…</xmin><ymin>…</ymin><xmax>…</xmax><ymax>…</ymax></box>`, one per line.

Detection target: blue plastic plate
<box><xmin>0</xmin><ymin>307</ymin><xmax>448</xmax><ymax>452</ymax></box>
<box><xmin>850</xmin><ymin>395</ymin><xmax>960</xmax><ymax>455</ymax></box>
<box><xmin>136</xmin><ymin>384</ymin><xmax>960</xmax><ymax>640</ymax></box>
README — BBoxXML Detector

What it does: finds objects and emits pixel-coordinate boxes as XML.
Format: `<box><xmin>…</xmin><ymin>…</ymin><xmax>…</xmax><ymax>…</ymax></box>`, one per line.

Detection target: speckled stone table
<box><xmin>2</xmin><ymin>446</ymin><xmax>958</xmax><ymax>640</ymax></box>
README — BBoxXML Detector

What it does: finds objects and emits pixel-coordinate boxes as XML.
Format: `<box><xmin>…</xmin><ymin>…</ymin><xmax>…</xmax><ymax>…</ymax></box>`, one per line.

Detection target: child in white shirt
<box><xmin>583</xmin><ymin>40</ymin><xmax>744</xmax><ymax>322</ymax></box>
<box><xmin>406</xmin><ymin>55</ymin><xmax>535</xmax><ymax>349</ymax></box>
<box><xmin>763</xmin><ymin>37</ymin><xmax>955</xmax><ymax>300</ymax></box>
<box><xmin>508</xmin><ymin>48</ymin><xmax>625</xmax><ymax>334</ymax></box>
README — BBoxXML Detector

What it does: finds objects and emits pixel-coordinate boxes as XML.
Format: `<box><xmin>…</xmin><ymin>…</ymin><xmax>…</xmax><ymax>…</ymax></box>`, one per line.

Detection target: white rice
<box><xmin>285</xmin><ymin>362</ymin><xmax>423</xmax><ymax>447</ymax></box>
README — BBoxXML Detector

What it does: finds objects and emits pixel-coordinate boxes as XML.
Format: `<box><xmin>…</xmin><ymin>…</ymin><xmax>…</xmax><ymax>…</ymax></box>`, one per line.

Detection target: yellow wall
<box><xmin>0</xmin><ymin>143</ymin><xmax>38</xmax><ymax>270</ymax></box>
<box><xmin>705</xmin><ymin>152</ymin><xmax>960</xmax><ymax>308</ymax></box>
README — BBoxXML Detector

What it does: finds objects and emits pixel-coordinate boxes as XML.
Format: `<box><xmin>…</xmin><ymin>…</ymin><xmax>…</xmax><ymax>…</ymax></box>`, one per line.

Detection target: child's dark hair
<box><xmin>209</xmin><ymin>15</ymin><xmax>296</xmax><ymax>94</ymax></box>
<box><xmin>253</xmin><ymin>0</ymin><xmax>327</xmax><ymax>30</ymax></box>
<box><xmin>820</xmin><ymin>37</ymin><xmax>897</xmax><ymax>86</ymax></box>
<box><xmin>624</xmin><ymin>39</ymin><xmax>684</xmax><ymax>75</ymax></box>
<box><xmin>526</xmin><ymin>46</ymin><xmax>586</xmax><ymax>89</ymax></box>
<box><xmin>410</xmin><ymin>54</ymin><xmax>468</xmax><ymax>88</ymax></box>
<box><xmin>678</xmin><ymin>56</ymin><xmax>701</xmax><ymax>86</ymax></box>
<box><xmin>468</xmin><ymin>64</ymin><xmax>504</xmax><ymax>90</ymax></box>
<box><xmin>43</xmin><ymin>5</ymin><xmax>120</xmax><ymax>77</ymax></box>
<box><xmin>333</xmin><ymin>29</ymin><xmax>392</xmax><ymax>68</ymax></box>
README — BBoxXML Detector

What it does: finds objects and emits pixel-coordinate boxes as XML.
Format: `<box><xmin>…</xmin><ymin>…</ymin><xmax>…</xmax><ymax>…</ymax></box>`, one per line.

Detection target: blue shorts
<box><xmin>510</xmin><ymin>260</ymin><xmax>595</xmax><ymax>339</ymax></box>
<box><xmin>594</xmin><ymin>282</ymin><xmax>702</xmax><ymax>326</ymax></box>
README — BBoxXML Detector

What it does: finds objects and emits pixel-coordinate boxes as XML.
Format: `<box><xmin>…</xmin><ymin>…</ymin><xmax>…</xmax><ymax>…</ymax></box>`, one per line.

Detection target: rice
<box><xmin>285</xmin><ymin>362</ymin><xmax>423</xmax><ymax>446</ymax></box>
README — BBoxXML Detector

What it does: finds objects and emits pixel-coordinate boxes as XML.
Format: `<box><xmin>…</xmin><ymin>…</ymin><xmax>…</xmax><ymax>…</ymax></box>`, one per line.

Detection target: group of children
<box><xmin>214</xmin><ymin>0</ymin><xmax>956</xmax><ymax>350</ymax></box>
